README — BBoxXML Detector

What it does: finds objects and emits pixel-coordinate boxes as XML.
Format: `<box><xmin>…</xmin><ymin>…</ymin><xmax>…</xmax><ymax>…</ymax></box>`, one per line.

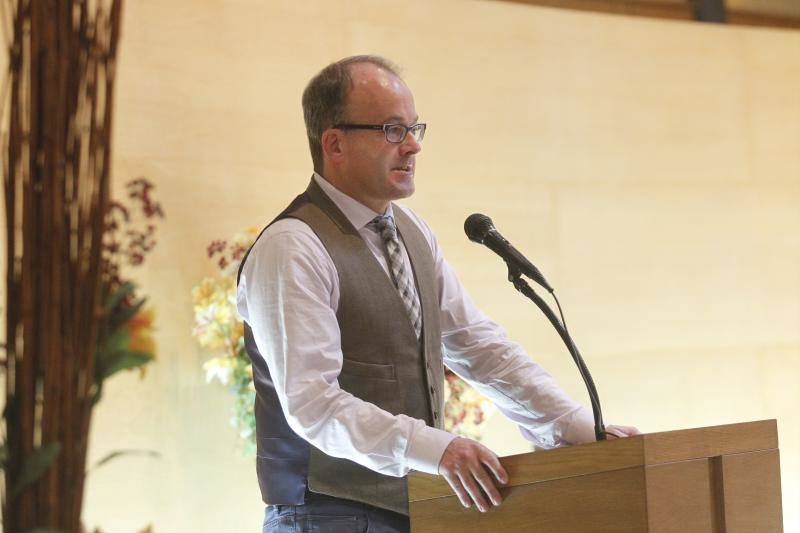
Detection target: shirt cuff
<box><xmin>517</xmin><ymin>405</ymin><xmax>597</xmax><ymax>448</ymax></box>
<box><xmin>405</xmin><ymin>424</ymin><xmax>456</xmax><ymax>475</ymax></box>
<box><xmin>562</xmin><ymin>405</ymin><xmax>597</xmax><ymax>445</ymax></box>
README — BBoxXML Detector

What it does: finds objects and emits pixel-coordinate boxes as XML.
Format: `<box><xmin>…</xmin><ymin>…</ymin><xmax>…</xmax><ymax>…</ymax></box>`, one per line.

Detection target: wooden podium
<box><xmin>408</xmin><ymin>420</ymin><xmax>782</xmax><ymax>532</ymax></box>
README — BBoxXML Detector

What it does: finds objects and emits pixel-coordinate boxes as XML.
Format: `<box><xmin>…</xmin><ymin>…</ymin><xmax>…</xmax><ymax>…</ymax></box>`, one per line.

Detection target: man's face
<box><xmin>333</xmin><ymin>63</ymin><xmax>422</xmax><ymax>212</ymax></box>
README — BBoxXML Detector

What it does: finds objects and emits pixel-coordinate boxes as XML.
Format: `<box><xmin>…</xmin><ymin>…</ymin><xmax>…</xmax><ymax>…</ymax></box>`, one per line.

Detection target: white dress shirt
<box><xmin>236</xmin><ymin>173</ymin><xmax>595</xmax><ymax>477</ymax></box>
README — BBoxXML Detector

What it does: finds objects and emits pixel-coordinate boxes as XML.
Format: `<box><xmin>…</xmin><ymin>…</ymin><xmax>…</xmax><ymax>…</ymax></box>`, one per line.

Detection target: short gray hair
<box><xmin>302</xmin><ymin>55</ymin><xmax>402</xmax><ymax>173</ymax></box>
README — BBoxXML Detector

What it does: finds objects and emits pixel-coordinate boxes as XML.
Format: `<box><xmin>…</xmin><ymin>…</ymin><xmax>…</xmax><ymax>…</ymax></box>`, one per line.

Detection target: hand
<box><xmin>437</xmin><ymin>437</ymin><xmax>508</xmax><ymax>513</ymax></box>
<box><xmin>605</xmin><ymin>424</ymin><xmax>641</xmax><ymax>439</ymax></box>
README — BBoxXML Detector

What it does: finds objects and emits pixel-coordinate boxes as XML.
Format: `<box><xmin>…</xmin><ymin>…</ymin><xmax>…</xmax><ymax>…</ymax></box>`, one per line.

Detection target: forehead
<box><xmin>345</xmin><ymin>62</ymin><xmax>416</xmax><ymax>121</ymax></box>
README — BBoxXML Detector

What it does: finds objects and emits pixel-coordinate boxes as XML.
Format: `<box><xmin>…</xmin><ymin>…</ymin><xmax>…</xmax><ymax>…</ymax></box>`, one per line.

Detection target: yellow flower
<box><xmin>191</xmin><ymin>277</ymin><xmax>218</xmax><ymax>306</ymax></box>
<box><xmin>126</xmin><ymin>307</ymin><xmax>156</xmax><ymax>378</ymax></box>
<box><xmin>195</xmin><ymin>320</ymin><xmax>227</xmax><ymax>350</ymax></box>
<box><xmin>233</xmin><ymin>227</ymin><xmax>260</xmax><ymax>247</ymax></box>
<box><xmin>128</xmin><ymin>307</ymin><xmax>156</xmax><ymax>352</ymax></box>
<box><xmin>231</xmin><ymin>320</ymin><xmax>245</xmax><ymax>347</ymax></box>
<box><xmin>213</xmin><ymin>303</ymin><xmax>234</xmax><ymax>326</ymax></box>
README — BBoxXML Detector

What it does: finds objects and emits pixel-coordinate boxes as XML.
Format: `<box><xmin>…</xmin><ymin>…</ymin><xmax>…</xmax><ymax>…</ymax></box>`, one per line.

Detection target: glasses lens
<box><xmin>385</xmin><ymin>124</ymin><xmax>406</xmax><ymax>143</ymax></box>
<box><xmin>410</xmin><ymin>123</ymin><xmax>426</xmax><ymax>142</ymax></box>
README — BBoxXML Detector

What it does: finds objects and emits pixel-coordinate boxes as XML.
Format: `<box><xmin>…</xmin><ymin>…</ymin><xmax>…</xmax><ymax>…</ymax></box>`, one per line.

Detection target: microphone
<box><xmin>465</xmin><ymin>212</ymin><xmax>606</xmax><ymax>440</ymax></box>
<box><xmin>464</xmin><ymin>213</ymin><xmax>554</xmax><ymax>293</ymax></box>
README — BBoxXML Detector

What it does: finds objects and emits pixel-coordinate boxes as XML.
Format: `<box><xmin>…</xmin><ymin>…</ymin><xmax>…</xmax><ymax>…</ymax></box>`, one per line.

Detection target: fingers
<box><xmin>474</xmin><ymin>453</ymin><xmax>507</xmax><ymax>507</ymax></box>
<box><xmin>441</xmin><ymin>470</ymin><xmax>472</xmax><ymax>509</ymax></box>
<box><xmin>482</xmin><ymin>454</ymin><xmax>509</xmax><ymax>485</ymax></box>
<box><xmin>437</xmin><ymin>437</ymin><xmax>507</xmax><ymax>512</ymax></box>
<box><xmin>457</xmin><ymin>467</ymin><xmax>491</xmax><ymax>512</ymax></box>
<box><xmin>606</xmin><ymin>424</ymin><xmax>642</xmax><ymax>438</ymax></box>
<box><xmin>471</xmin><ymin>463</ymin><xmax>502</xmax><ymax>508</ymax></box>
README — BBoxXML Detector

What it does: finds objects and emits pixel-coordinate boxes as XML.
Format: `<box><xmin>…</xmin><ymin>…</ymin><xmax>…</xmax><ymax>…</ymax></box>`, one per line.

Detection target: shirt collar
<box><xmin>313</xmin><ymin>172</ymin><xmax>394</xmax><ymax>231</ymax></box>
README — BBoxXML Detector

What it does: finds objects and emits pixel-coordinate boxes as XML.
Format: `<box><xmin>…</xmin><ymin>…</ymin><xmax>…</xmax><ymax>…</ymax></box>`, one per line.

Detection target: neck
<box><xmin>316</xmin><ymin>171</ymin><xmax>389</xmax><ymax>214</ymax></box>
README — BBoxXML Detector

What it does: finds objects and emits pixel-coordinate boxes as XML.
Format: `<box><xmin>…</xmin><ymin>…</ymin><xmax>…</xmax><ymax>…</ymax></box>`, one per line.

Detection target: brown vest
<box><xmin>239</xmin><ymin>178</ymin><xmax>445</xmax><ymax>515</ymax></box>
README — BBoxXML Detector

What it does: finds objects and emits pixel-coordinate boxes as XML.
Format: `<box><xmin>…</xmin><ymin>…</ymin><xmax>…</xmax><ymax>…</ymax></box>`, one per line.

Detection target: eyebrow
<box><xmin>382</xmin><ymin>115</ymin><xmax>420</xmax><ymax>124</ymax></box>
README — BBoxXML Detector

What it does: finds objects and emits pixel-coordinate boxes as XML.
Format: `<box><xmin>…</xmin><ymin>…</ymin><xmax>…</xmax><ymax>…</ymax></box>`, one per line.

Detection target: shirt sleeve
<box><xmin>400</xmin><ymin>210</ymin><xmax>596</xmax><ymax>449</ymax></box>
<box><xmin>237</xmin><ymin>220</ymin><xmax>454</xmax><ymax>477</ymax></box>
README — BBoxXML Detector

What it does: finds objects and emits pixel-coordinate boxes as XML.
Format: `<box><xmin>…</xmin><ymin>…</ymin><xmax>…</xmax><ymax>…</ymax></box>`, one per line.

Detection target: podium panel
<box><xmin>410</xmin><ymin>466</ymin><xmax>647</xmax><ymax>532</ymax></box>
<box><xmin>720</xmin><ymin>449</ymin><xmax>782</xmax><ymax>532</ymax></box>
<box><xmin>645</xmin><ymin>458</ymin><xmax>718</xmax><ymax>531</ymax></box>
<box><xmin>408</xmin><ymin>420</ymin><xmax>782</xmax><ymax>532</ymax></box>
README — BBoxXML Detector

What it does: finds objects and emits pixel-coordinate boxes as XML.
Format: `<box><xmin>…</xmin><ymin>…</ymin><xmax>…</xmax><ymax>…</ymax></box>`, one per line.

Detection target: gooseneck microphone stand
<box><xmin>506</xmin><ymin>263</ymin><xmax>607</xmax><ymax>441</ymax></box>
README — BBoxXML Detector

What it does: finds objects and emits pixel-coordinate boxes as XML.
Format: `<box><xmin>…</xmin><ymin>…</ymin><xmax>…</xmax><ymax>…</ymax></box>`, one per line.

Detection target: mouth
<box><xmin>392</xmin><ymin>163</ymin><xmax>414</xmax><ymax>173</ymax></box>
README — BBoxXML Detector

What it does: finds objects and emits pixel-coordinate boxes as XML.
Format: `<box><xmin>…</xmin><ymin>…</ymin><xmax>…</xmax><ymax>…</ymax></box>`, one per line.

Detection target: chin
<box><xmin>380</xmin><ymin>171</ymin><xmax>415</xmax><ymax>203</ymax></box>
<box><xmin>393</xmin><ymin>181</ymin><xmax>415</xmax><ymax>201</ymax></box>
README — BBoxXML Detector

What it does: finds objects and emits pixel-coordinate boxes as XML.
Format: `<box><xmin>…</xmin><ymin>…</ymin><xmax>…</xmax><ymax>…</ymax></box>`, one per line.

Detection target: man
<box><xmin>237</xmin><ymin>55</ymin><xmax>638</xmax><ymax>532</ymax></box>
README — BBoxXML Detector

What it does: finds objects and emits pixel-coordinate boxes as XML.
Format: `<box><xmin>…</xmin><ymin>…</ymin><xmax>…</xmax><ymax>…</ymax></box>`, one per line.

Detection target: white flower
<box><xmin>203</xmin><ymin>358</ymin><xmax>233</xmax><ymax>385</ymax></box>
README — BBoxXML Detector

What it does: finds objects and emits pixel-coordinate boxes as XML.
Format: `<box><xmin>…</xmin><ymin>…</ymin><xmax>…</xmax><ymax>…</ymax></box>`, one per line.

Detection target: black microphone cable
<box><xmin>464</xmin><ymin>213</ymin><xmax>606</xmax><ymax>441</ymax></box>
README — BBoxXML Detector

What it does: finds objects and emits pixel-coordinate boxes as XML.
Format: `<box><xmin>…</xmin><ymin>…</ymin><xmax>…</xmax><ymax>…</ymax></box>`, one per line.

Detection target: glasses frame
<box><xmin>332</xmin><ymin>122</ymin><xmax>426</xmax><ymax>144</ymax></box>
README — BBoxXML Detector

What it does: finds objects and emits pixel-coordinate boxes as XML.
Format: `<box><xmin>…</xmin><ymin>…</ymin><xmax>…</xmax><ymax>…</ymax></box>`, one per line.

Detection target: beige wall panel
<box><xmin>553</xmin><ymin>182</ymin><xmax>800</xmax><ymax>354</ymax></box>
<box><xmin>349</xmin><ymin>3</ymin><xmax>753</xmax><ymax>186</ymax></box>
<box><xmin>23</xmin><ymin>0</ymin><xmax>792</xmax><ymax>530</ymax></box>
<box><xmin>742</xmin><ymin>29</ymin><xmax>800</xmax><ymax>184</ymax></box>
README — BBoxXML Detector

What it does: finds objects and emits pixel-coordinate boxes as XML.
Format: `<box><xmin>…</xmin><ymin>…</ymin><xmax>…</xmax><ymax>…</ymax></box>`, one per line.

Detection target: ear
<box><xmin>321</xmin><ymin>128</ymin><xmax>345</xmax><ymax>165</ymax></box>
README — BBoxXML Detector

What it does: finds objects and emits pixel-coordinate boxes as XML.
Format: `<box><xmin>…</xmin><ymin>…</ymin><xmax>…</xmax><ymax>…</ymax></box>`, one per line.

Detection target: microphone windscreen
<box><xmin>464</xmin><ymin>213</ymin><xmax>494</xmax><ymax>243</ymax></box>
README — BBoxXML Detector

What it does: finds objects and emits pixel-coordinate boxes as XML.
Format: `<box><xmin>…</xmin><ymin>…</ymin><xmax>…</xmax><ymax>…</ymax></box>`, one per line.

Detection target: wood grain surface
<box><xmin>409</xmin><ymin>420</ymin><xmax>782</xmax><ymax>532</ymax></box>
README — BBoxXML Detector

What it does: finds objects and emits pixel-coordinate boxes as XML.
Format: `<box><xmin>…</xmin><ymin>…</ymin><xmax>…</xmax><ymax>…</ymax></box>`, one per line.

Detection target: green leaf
<box><xmin>95</xmin><ymin>320</ymin><xmax>153</xmax><ymax>384</ymax></box>
<box><xmin>93</xmin><ymin>292</ymin><xmax>156</xmax><ymax>403</ymax></box>
<box><xmin>104</xmin><ymin>281</ymin><xmax>136</xmax><ymax>313</ymax></box>
<box><xmin>98</xmin><ymin>325</ymin><xmax>131</xmax><ymax>355</ymax></box>
<box><xmin>99</xmin><ymin>282</ymin><xmax>148</xmax><ymax>335</ymax></box>
<box><xmin>109</xmin><ymin>296</ymin><xmax>147</xmax><ymax>331</ymax></box>
<box><xmin>88</xmin><ymin>449</ymin><xmax>161</xmax><ymax>474</ymax></box>
<box><xmin>94</xmin><ymin>328</ymin><xmax>131</xmax><ymax>381</ymax></box>
<box><xmin>95</xmin><ymin>349</ymin><xmax>152</xmax><ymax>382</ymax></box>
<box><xmin>11</xmin><ymin>442</ymin><xmax>62</xmax><ymax>497</ymax></box>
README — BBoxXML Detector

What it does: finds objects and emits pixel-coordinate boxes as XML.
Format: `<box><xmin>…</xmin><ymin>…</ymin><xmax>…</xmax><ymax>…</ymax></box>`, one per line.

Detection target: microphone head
<box><xmin>464</xmin><ymin>213</ymin><xmax>495</xmax><ymax>243</ymax></box>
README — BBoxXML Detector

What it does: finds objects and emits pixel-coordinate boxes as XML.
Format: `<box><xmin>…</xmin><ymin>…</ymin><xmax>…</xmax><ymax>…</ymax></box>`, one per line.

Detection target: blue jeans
<box><xmin>262</xmin><ymin>491</ymin><xmax>410</xmax><ymax>533</ymax></box>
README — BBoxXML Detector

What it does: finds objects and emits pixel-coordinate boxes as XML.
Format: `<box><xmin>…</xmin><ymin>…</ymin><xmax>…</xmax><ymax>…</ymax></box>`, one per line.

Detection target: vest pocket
<box><xmin>340</xmin><ymin>358</ymin><xmax>396</xmax><ymax>381</ymax></box>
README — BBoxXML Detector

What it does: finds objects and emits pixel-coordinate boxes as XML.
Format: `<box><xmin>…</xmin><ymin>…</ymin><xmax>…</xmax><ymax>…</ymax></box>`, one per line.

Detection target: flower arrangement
<box><xmin>192</xmin><ymin>226</ymin><xmax>496</xmax><ymax>451</ymax></box>
<box><xmin>443</xmin><ymin>370</ymin><xmax>496</xmax><ymax>441</ymax></box>
<box><xmin>192</xmin><ymin>228</ymin><xmax>261</xmax><ymax>454</ymax></box>
<box><xmin>94</xmin><ymin>178</ymin><xmax>164</xmax><ymax>403</ymax></box>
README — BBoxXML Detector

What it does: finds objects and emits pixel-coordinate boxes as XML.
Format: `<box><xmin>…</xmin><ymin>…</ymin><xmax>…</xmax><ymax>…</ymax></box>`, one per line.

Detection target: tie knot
<box><xmin>369</xmin><ymin>215</ymin><xmax>396</xmax><ymax>235</ymax></box>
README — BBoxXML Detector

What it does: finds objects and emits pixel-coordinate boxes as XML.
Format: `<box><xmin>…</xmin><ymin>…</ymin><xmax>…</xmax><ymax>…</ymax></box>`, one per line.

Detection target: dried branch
<box><xmin>2</xmin><ymin>1</ymin><xmax>124</xmax><ymax>531</ymax></box>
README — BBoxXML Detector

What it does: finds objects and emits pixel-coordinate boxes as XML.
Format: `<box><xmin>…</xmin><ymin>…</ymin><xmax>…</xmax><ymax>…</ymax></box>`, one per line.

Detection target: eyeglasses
<box><xmin>332</xmin><ymin>122</ymin><xmax>426</xmax><ymax>144</ymax></box>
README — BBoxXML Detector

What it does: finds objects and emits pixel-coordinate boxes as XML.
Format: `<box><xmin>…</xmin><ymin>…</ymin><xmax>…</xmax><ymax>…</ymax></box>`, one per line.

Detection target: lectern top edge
<box><xmin>407</xmin><ymin>419</ymin><xmax>778</xmax><ymax>503</ymax></box>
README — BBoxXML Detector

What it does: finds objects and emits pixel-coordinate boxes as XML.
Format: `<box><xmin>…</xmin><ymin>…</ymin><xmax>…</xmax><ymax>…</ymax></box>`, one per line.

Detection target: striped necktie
<box><xmin>369</xmin><ymin>215</ymin><xmax>422</xmax><ymax>340</ymax></box>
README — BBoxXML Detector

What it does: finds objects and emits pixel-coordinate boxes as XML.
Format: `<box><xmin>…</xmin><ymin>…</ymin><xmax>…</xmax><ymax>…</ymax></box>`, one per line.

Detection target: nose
<box><xmin>400</xmin><ymin>131</ymin><xmax>422</xmax><ymax>156</ymax></box>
